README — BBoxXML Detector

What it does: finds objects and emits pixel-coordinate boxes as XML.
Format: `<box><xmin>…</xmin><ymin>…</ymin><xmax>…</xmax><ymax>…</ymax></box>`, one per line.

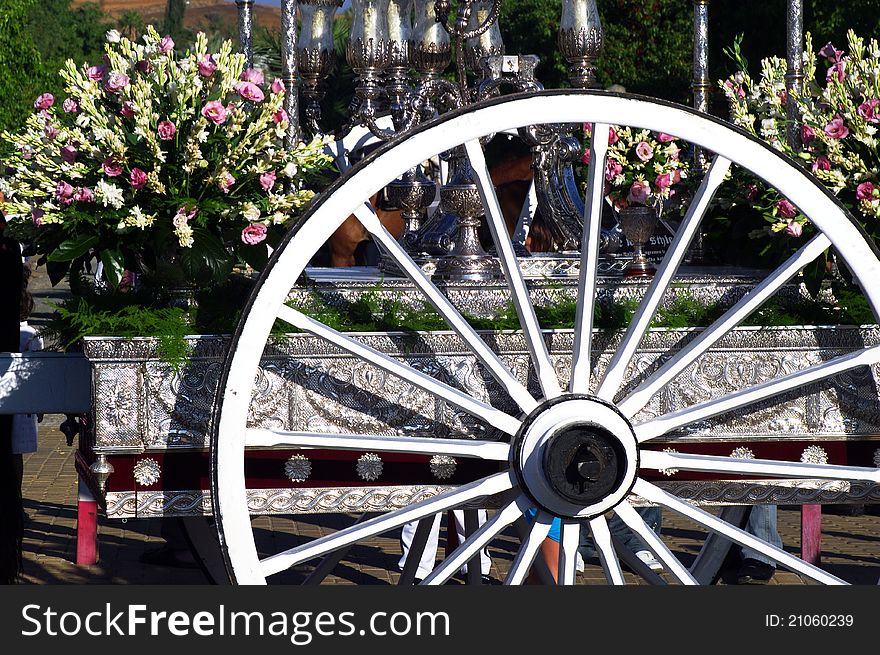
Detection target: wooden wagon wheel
<box><xmin>211</xmin><ymin>90</ymin><xmax>880</xmax><ymax>585</ymax></box>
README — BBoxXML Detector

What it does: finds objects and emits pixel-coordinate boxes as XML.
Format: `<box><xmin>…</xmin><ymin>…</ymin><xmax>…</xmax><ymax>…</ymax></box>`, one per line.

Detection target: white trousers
<box><xmin>398</xmin><ymin>510</ymin><xmax>491</xmax><ymax>579</ymax></box>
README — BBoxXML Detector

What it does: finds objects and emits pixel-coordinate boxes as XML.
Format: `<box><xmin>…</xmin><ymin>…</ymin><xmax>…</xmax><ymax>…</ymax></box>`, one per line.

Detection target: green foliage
<box><xmin>0</xmin><ymin>0</ymin><xmax>46</xmax><ymax>134</ymax></box>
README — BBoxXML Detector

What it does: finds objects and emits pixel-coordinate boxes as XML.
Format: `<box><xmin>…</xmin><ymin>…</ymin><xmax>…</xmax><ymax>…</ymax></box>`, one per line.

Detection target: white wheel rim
<box><xmin>212</xmin><ymin>90</ymin><xmax>880</xmax><ymax>585</ymax></box>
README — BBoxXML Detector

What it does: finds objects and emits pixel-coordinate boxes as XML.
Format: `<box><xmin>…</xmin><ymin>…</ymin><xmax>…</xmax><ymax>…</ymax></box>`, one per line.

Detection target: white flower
<box><xmin>282</xmin><ymin>162</ymin><xmax>298</xmax><ymax>178</ymax></box>
<box><xmin>126</xmin><ymin>205</ymin><xmax>155</xmax><ymax>229</ymax></box>
<box><xmin>175</xmin><ymin>222</ymin><xmax>194</xmax><ymax>248</ymax></box>
<box><xmin>106</xmin><ymin>29</ymin><xmax>121</xmax><ymax>43</ymax></box>
<box><xmin>241</xmin><ymin>203</ymin><xmax>261</xmax><ymax>222</ymax></box>
<box><xmin>95</xmin><ymin>179</ymin><xmax>125</xmax><ymax>209</ymax></box>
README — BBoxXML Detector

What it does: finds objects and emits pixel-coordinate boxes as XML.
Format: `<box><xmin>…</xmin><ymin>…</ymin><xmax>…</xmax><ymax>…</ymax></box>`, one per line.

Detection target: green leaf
<box><xmin>46</xmin><ymin>234</ymin><xmax>99</xmax><ymax>262</ymax></box>
<box><xmin>99</xmin><ymin>248</ymin><xmax>125</xmax><ymax>288</ymax></box>
<box><xmin>46</xmin><ymin>259</ymin><xmax>70</xmax><ymax>286</ymax></box>
<box><xmin>237</xmin><ymin>242</ymin><xmax>269</xmax><ymax>272</ymax></box>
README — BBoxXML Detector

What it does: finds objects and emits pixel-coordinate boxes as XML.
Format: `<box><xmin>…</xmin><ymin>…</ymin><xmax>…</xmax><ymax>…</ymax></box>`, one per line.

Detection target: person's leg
<box><xmin>399</xmin><ymin>515</ymin><xmax>442</xmax><ymax>581</ymax></box>
<box><xmin>737</xmin><ymin>505</ymin><xmax>781</xmax><ymax>583</ymax></box>
<box><xmin>451</xmin><ymin>509</ymin><xmax>492</xmax><ymax>575</ymax></box>
<box><xmin>12</xmin><ymin>454</ymin><xmax>25</xmax><ymax>522</ymax></box>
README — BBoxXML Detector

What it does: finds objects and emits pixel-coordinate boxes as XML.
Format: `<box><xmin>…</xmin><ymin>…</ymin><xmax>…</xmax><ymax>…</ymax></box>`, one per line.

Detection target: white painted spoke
<box><xmin>641</xmin><ymin>450</ymin><xmax>880</xmax><ymax>482</ymax></box>
<box><xmin>558</xmin><ymin>519</ymin><xmax>582</xmax><ymax>585</ymax></box>
<box><xmin>464</xmin><ymin>139</ymin><xmax>562</xmax><ymax>400</ymax></box>
<box><xmin>277</xmin><ymin>305</ymin><xmax>522</xmax><ymax>436</ymax></box>
<box><xmin>354</xmin><ymin>203</ymin><xmax>539</xmax><ymax>414</ymax></box>
<box><xmin>618</xmin><ymin>233</ymin><xmax>832</xmax><ymax>418</ymax></box>
<box><xmin>635</xmin><ymin>345</ymin><xmax>880</xmax><ymax>441</ymax></box>
<box><xmin>614</xmin><ymin>501</ymin><xmax>698</xmax><ymax>585</ymax></box>
<box><xmin>504</xmin><ymin>508</ymin><xmax>554</xmax><ymax>585</ymax></box>
<box><xmin>596</xmin><ymin>156</ymin><xmax>732</xmax><ymax>401</ymax></box>
<box><xmin>569</xmin><ymin>124</ymin><xmax>610</xmax><ymax>394</ymax></box>
<box><xmin>260</xmin><ymin>471</ymin><xmax>515</xmax><ymax>578</ymax></box>
<box><xmin>422</xmin><ymin>496</ymin><xmax>525</xmax><ymax>585</ymax></box>
<box><xmin>246</xmin><ymin>428</ymin><xmax>511</xmax><ymax>461</ymax></box>
<box><xmin>633</xmin><ymin>479</ymin><xmax>847</xmax><ymax>584</ymax></box>
<box><xmin>588</xmin><ymin>515</ymin><xmax>625</xmax><ymax>585</ymax></box>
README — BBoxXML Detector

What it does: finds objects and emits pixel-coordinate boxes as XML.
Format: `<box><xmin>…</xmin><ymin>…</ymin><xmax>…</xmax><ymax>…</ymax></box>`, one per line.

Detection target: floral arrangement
<box><xmin>719</xmin><ymin>30</ymin><xmax>880</xmax><ymax>242</ymax></box>
<box><xmin>0</xmin><ymin>26</ymin><xmax>333</xmax><ymax>289</ymax></box>
<box><xmin>581</xmin><ymin>123</ymin><xmax>689</xmax><ymax>212</ymax></box>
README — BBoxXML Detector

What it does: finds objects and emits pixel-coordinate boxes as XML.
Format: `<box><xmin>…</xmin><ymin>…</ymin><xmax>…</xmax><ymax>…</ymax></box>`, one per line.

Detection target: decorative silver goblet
<box><xmin>618</xmin><ymin>205</ymin><xmax>658</xmax><ymax>278</ymax></box>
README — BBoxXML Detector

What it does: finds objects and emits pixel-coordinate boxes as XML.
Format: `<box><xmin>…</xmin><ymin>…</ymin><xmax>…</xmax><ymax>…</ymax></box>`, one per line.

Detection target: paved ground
<box><xmin>14</xmin><ymin>261</ymin><xmax>880</xmax><ymax>585</ymax></box>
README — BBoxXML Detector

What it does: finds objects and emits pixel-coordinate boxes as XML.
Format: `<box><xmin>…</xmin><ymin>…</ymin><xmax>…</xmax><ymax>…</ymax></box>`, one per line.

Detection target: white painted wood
<box><xmin>422</xmin><ymin>497</ymin><xmax>524</xmax><ymax>585</ymax></box>
<box><xmin>588</xmin><ymin>515</ymin><xmax>625</xmax><ymax>585</ymax></box>
<box><xmin>596</xmin><ymin>156</ymin><xmax>732</xmax><ymax>402</ymax></box>
<box><xmin>0</xmin><ymin>352</ymin><xmax>90</xmax><ymax>413</ymax></box>
<box><xmin>641</xmin><ymin>450</ymin><xmax>880</xmax><ymax>482</ymax></box>
<box><xmin>245</xmin><ymin>427</ymin><xmax>511</xmax><ymax>460</ymax></box>
<box><xmin>354</xmin><ymin>203</ymin><xmax>539</xmax><ymax>414</ymax></box>
<box><xmin>635</xmin><ymin>344</ymin><xmax>880</xmax><ymax>441</ymax></box>
<box><xmin>464</xmin><ymin>139</ymin><xmax>562</xmax><ymax>400</ymax></box>
<box><xmin>260</xmin><ymin>471</ymin><xmax>515</xmax><ymax>578</ymax></box>
<box><xmin>633</xmin><ymin>479</ymin><xmax>846</xmax><ymax>584</ymax></box>
<box><xmin>615</xmin><ymin>501</ymin><xmax>698</xmax><ymax>585</ymax></box>
<box><xmin>558</xmin><ymin>519</ymin><xmax>581</xmax><ymax>585</ymax></box>
<box><xmin>277</xmin><ymin>305</ymin><xmax>522</xmax><ymax>436</ymax></box>
<box><xmin>619</xmin><ymin>233</ymin><xmax>833</xmax><ymax>418</ymax></box>
<box><xmin>569</xmin><ymin>124</ymin><xmax>610</xmax><ymax>395</ymax></box>
<box><xmin>504</xmin><ymin>508</ymin><xmax>553</xmax><ymax>585</ymax></box>
<box><xmin>512</xmin><ymin>180</ymin><xmax>538</xmax><ymax>245</ymax></box>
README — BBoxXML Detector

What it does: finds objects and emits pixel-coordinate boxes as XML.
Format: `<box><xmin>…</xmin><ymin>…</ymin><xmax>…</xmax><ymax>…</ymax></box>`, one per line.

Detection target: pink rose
<box><xmin>241</xmin><ymin>223</ymin><xmax>268</xmax><ymax>245</ymax></box>
<box><xmin>800</xmin><ymin>124</ymin><xmax>815</xmax><ymax>143</ymax></box>
<box><xmin>219</xmin><ymin>172</ymin><xmax>236</xmax><ymax>193</ymax></box>
<box><xmin>159</xmin><ymin>35</ymin><xmax>175</xmax><ymax>54</ymax></box>
<box><xmin>635</xmin><ymin>141</ymin><xmax>653</xmax><ymax>162</ymax></box>
<box><xmin>31</xmin><ymin>208</ymin><xmax>43</xmax><ymax>226</ymax></box>
<box><xmin>60</xmin><ymin>145</ymin><xmax>77</xmax><ymax>163</ymax></box>
<box><xmin>778</xmin><ymin>90</ymin><xmax>788</xmax><ymax>106</ymax></box>
<box><xmin>157</xmin><ymin>120</ymin><xmax>176</xmax><ymax>140</ymax></box>
<box><xmin>272</xmin><ymin>107</ymin><xmax>289</xmax><ymax>125</ymax></box>
<box><xmin>826</xmin><ymin>61</ymin><xmax>845</xmax><ymax>84</ymax></box>
<box><xmin>130</xmin><ymin>168</ymin><xmax>147</xmax><ymax>189</ymax></box>
<box><xmin>824</xmin><ymin>116</ymin><xmax>849</xmax><ymax>139</ymax></box>
<box><xmin>120</xmin><ymin>101</ymin><xmax>137</xmax><ymax>119</ymax></box>
<box><xmin>135</xmin><ymin>59</ymin><xmax>154</xmax><ymax>74</ymax></box>
<box><xmin>198</xmin><ymin>55</ymin><xmax>217</xmax><ymax>77</ymax></box>
<box><xmin>34</xmin><ymin>93</ymin><xmax>54</xmax><ymax>110</ymax></box>
<box><xmin>608</xmin><ymin>127</ymin><xmax>619</xmax><ymax>145</ymax></box>
<box><xmin>86</xmin><ymin>65</ymin><xmax>106</xmax><ymax>81</ymax></box>
<box><xmin>654</xmin><ymin>172</ymin><xmax>671</xmax><ymax>192</ymax></box>
<box><xmin>235</xmin><ymin>81</ymin><xmax>265</xmax><ymax>102</ymax></box>
<box><xmin>856</xmin><ymin>181</ymin><xmax>876</xmax><ymax>201</ymax></box>
<box><xmin>812</xmin><ymin>156</ymin><xmax>831</xmax><ymax>173</ymax></box>
<box><xmin>259</xmin><ymin>171</ymin><xmax>276</xmax><ymax>192</ymax></box>
<box><xmin>857</xmin><ymin>99</ymin><xmax>880</xmax><ymax>123</ymax></box>
<box><xmin>605</xmin><ymin>159</ymin><xmax>623</xmax><ymax>182</ymax></box>
<box><xmin>627</xmin><ymin>180</ymin><xmax>651</xmax><ymax>205</ymax></box>
<box><xmin>54</xmin><ymin>181</ymin><xmax>74</xmax><ymax>201</ymax></box>
<box><xmin>74</xmin><ymin>187</ymin><xmax>94</xmax><ymax>203</ymax></box>
<box><xmin>62</xmin><ymin>98</ymin><xmax>78</xmax><ymax>113</ymax></box>
<box><xmin>746</xmin><ymin>184</ymin><xmax>759</xmax><ymax>201</ymax></box>
<box><xmin>819</xmin><ymin>42</ymin><xmax>843</xmax><ymax>62</ymax></box>
<box><xmin>44</xmin><ymin>123</ymin><xmax>59</xmax><ymax>139</ymax></box>
<box><xmin>785</xmin><ymin>220</ymin><xmax>803</xmax><ymax>237</ymax></box>
<box><xmin>655</xmin><ymin>132</ymin><xmax>675</xmax><ymax>142</ymax></box>
<box><xmin>240</xmin><ymin>68</ymin><xmax>265</xmax><ymax>86</ymax></box>
<box><xmin>271</xmin><ymin>78</ymin><xmax>285</xmax><ymax>94</ymax></box>
<box><xmin>776</xmin><ymin>198</ymin><xmax>797</xmax><ymax>218</ymax></box>
<box><xmin>102</xmin><ymin>158</ymin><xmax>122</xmax><ymax>177</ymax></box>
<box><xmin>671</xmin><ymin>169</ymin><xmax>681</xmax><ymax>184</ymax></box>
<box><xmin>582</xmin><ymin>149</ymin><xmax>591</xmax><ymax>166</ymax></box>
<box><xmin>103</xmin><ymin>72</ymin><xmax>130</xmax><ymax>93</ymax></box>
<box><xmin>202</xmin><ymin>100</ymin><xmax>228</xmax><ymax>125</ymax></box>
<box><xmin>582</xmin><ymin>123</ymin><xmax>593</xmax><ymax>137</ymax></box>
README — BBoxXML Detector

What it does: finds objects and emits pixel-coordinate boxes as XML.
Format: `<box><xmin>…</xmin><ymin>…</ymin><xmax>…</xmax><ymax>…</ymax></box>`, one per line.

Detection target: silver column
<box><xmin>785</xmin><ymin>0</ymin><xmax>804</xmax><ymax>148</ymax></box>
<box><xmin>692</xmin><ymin>0</ymin><xmax>710</xmax><ymax>115</ymax></box>
<box><xmin>282</xmin><ymin>0</ymin><xmax>303</xmax><ymax>146</ymax></box>
<box><xmin>236</xmin><ymin>0</ymin><xmax>255</xmax><ymax>68</ymax></box>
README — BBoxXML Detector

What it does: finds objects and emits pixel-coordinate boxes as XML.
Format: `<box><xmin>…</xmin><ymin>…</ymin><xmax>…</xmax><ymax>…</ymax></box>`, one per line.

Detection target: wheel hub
<box><xmin>513</xmin><ymin>395</ymin><xmax>639</xmax><ymax>519</ymax></box>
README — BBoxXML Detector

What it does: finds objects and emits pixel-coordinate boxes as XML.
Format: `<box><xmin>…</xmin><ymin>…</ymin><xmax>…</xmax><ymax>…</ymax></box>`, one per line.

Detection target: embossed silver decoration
<box><xmin>800</xmin><ymin>445</ymin><xmax>829</xmax><ymax>464</ymax></box>
<box><xmin>464</xmin><ymin>1</ymin><xmax>503</xmax><ymax>73</ymax></box>
<box><xmin>133</xmin><ymin>458</ymin><xmax>161</xmax><ymax>486</ymax></box>
<box><xmin>90</xmin><ymin>454</ymin><xmax>114</xmax><ymax>494</ymax></box>
<box><xmin>356</xmin><ymin>452</ymin><xmax>384</xmax><ymax>480</ymax></box>
<box><xmin>873</xmin><ymin>448</ymin><xmax>880</xmax><ymax>468</ymax></box>
<box><xmin>429</xmin><ymin>454</ymin><xmax>457</xmax><ymax>479</ymax></box>
<box><xmin>298</xmin><ymin>0</ymin><xmax>341</xmax><ymax>136</ymax></box>
<box><xmin>558</xmin><ymin>0</ymin><xmax>603</xmax><ymax>89</ymax></box>
<box><xmin>618</xmin><ymin>206</ymin><xmax>659</xmax><ymax>278</ymax></box>
<box><xmin>731</xmin><ymin>446</ymin><xmax>755</xmax><ymax>459</ymax></box>
<box><xmin>659</xmin><ymin>448</ymin><xmax>679</xmax><ymax>476</ymax></box>
<box><xmin>284</xmin><ymin>454</ymin><xmax>313</xmax><ymax>482</ymax></box>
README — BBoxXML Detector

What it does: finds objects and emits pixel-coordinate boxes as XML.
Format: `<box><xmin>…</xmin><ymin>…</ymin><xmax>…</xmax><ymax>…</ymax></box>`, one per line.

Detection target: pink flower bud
<box><xmin>272</xmin><ymin>108</ymin><xmax>289</xmax><ymax>125</ymax></box>
<box><xmin>635</xmin><ymin>141</ymin><xmax>654</xmax><ymax>162</ymax></box>
<box><xmin>74</xmin><ymin>187</ymin><xmax>94</xmax><ymax>203</ymax></box>
<box><xmin>800</xmin><ymin>124</ymin><xmax>815</xmax><ymax>143</ymax></box>
<box><xmin>259</xmin><ymin>171</ymin><xmax>277</xmax><ymax>192</ymax></box>
<box><xmin>121</xmin><ymin>101</ymin><xmax>136</xmax><ymax>119</ymax></box>
<box><xmin>87</xmin><ymin>65</ymin><xmax>106</xmax><ymax>81</ymax></box>
<box><xmin>824</xmin><ymin>116</ymin><xmax>849</xmax><ymax>140</ymax></box>
<box><xmin>102</xmin><ymin>158</ymin><xmax>122</xmax><ymax>177</ymax></box>
<box><xmin>159</xmin><ymin>36</ymin><xmax>175</xmax><ymax>54</ymax></box>
<box><xmin>34</xmin><ymin>93</ymin><xmax>54</xmax><ymax>110</ymax></box>
<box><xmin>103</xmin><ymin>72</ymin><xmax>130</xmax><ymax>93</ymax></box>
<box><xmin>130</xmin><ymin>168</ymin><xmax>147</xmax><ymax>189</ymax></box>
<box><xmin>857</xmin><ymin>99</ymin><xmax>880</xmax><ymax>124</ymax></box>
<box><xmin>62</xmin><ymin>98</ymin><xmax>78</xmax><ymax>113</ymax></box>
<box><xmin>60</xmin><ymin>145</ymin><xmax>77</xmax><ymax>163</ymax></box>
<box><xmin>655</xmin><ymin>132</ymin><xmax>675</xmax><ymax>142</ymax></box>
<box><xmin>157</xmin><ymin>120</ymin><xmax>176</xmax><ymax>140</ymax></box>
<box><xmin>271</xmin><ymin>78</ymin><xmax>285</xmax><ymax>94</ymax></box>
<box><xmin>627</xmin><ymin>180</ymin><xmax>651</xmax><ymax>205</ymax></box>
<box><xmin>240</xmin><ymin>68</ymin><xmax>265</xmax><ymax>86</ymax></box>
<box><xmin>812</xmin><ymin>156</ymin><xmax>831</xmax><ymax>173</ymax></box>
<box><xmin>856</xmin><ymin>181</ymin><xmax>876</xmax><ymax>201</ymax></box>
<box><xmin>235</xmin><ymin>81</ymin><xmax>265</xmax><ymax>103</ymax></box>
<box><xmin>785</xmin><ymin>220</ymin><xmax>803</xmax><ymax>237</ymax></box>
<box><xmin>776</xmin><ymin>198</ymin><xmax>797</xmax><ymax>218</ymax></box>
<box><xmin>605</xmin><ymin>159</ymin><xmax>622</xmax><ymax>182</ymax></box>
<box><xmin>654</xmin><ymin>172</ymin><xmax>671</xmax><ymax>192</ymax></box>
<box><xmin>198</xmin><ymin>55</ymin><xmax>217</xmax><ymax>77</ymax></box>
<box><xmin>202</xmin><ymin>100</ymin><xmax>228</xmax><ymax>125</ymax></box>
<box><xmin>241</xmin><ymin>223</ymin><xmax>268</xmax><ymax>245</ymax></box>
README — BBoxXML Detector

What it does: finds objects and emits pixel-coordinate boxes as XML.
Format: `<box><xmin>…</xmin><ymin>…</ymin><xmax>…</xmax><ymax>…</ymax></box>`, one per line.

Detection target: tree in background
<box><xmin>163</xmin><ymin>0</ymin><xmax>191</xmax><ymax>44</ymax></box>
<box><xmin>0</xmin><ymin>0</ymin><xmax>47</xmax><ymax>134</ymax></box>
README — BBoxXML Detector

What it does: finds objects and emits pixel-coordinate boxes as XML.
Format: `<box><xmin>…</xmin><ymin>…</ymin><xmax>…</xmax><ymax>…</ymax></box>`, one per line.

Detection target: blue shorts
<box><xmin>524</xmin><ymin>507</ymin><xmax>561</xmax><ymax>542</ymax></box>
